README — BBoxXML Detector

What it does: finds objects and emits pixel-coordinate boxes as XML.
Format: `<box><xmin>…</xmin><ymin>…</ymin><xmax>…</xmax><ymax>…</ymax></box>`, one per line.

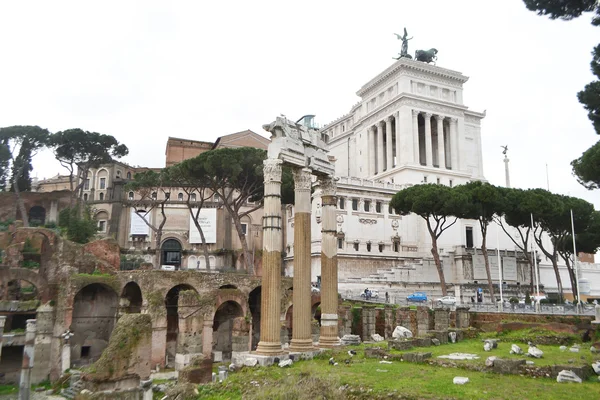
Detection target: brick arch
<box><xmin>212</xmin><ymin>291</ymin><xmax>248</xmax><ymax>320</ymax></box>
<box><xmin>0</xmin><ymin>267</ymin><xmax>49</xmax><ymax>302</ymax></box>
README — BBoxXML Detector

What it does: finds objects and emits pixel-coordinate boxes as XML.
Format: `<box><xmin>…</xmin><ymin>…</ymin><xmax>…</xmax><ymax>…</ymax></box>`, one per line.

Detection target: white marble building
<box><xmin>284</xmin><ymin>57</ymin><xmax>598</xmax><ymax>301</ymax></box>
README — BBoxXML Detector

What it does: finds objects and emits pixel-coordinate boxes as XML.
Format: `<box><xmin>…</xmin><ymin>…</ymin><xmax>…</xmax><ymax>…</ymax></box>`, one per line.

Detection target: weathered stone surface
<box><xmin>528</xmin><ymin>346</ymin><xmax>543</xmax><ymax>358</ymax></box>
<box><xmin>485</xmin><ymin>356</ymin><xmax>497</xmax><ymax>367</ymax></box>
<box><xmin>371</xmin><ymin>333</ymin><xmax>384</xmax><ymax>342</ymax></box>
<box><xmin>392</xmin><ymin>326</ymin><xmax>413</xmax><ymax>339</ymax></box>
<box><xmin>402</xmin><ymin>352</ymin><xmax>431</xmax><ymax>363</ymax></box>
<box><xmin>340</xmin><ymin>334</ymin><xmax>361</xmax><ymax>345</ymax></box>
<box><xmin>178</xmin><ymin>357</ymin><xmax>212</xmax><ymax>384</ymax></box>
<box><xmin>437</xmin><ymin>353</ymin><xmax>479</xmax><ymax>360</ymax></box>
<box><xmin>388</xmin><ymin>339</ymin><xmax>415</xmax><ymax>351</ymax></box>
<box><xmin>551</xmin><ymin>365</ymin><xmax>594</xmax><ymax>380</ymax></box>
<box><xmin>556</xmin><ymin>370</ymin><xmax>582</xmax><ymax>383</ymax></box>
<box><xmin>453</xmin><ymin>377</ymin><xmax>469</xmax><ymax>385</ymax></box>
<box><xmin>492</xmin><ymin>358</ymin><xmax>526</xmax><ymax>374</ymax></box>
<box><xmin>559</xmin><ymin>345</ymin><xmax>567</xmax><ymax>352</ymax></box>
<box><xmin>427</xmin><ymin>330</ymin><xmax>448</xmax><ymax>344</ymax></box>
<box><xmin>448</xmin><ymin>332</ymin><xmax>457</xmax><ymax>343</ymax></box>
<box><xmin>431</xmin><ymin>338</ymin><xmax>440</xmax><ymax>346</ymax></box>
<box><xmin>593</xmin><ymin>361</ymin><xmax>600</xmax><ymax>375</ymax></box>
<box><xmin>364</xmin><ymin>347</ymin><xmax>387</xmax><ymax>359</ymax></box>
<box><xmin>278</xmin><ymin>359</ymin><xmax>293</xmax><ymax>368</ymax></box>
<box><xmin>510</xmin><ymin>344</ymin><xmax>523</xmax><ymax>355</ymax></box>
<box><xmin>415</xmin><ymin>337</ymin><xmax>432</xmax><ymax>347</ymax></box>
<box><xmin>243</xmin><ymin>358</ymin><xmax>258</xmax><ymax>367</ymax></box>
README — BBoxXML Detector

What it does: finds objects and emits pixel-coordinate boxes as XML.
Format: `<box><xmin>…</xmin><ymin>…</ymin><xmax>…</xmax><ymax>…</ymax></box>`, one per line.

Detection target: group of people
<box><xmin>363</xmin><ymin>288</ymin><xmax>390</xmax><ymax>303</ymax></box>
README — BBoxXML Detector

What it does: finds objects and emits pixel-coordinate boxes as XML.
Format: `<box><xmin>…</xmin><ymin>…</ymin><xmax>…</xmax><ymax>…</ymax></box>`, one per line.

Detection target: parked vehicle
<box><xmin>361</xmin><ymin>289</ymin><xmax>379</xmax><ymax>299</ymax></box>
<box><xmin>160</xmin><ymin>265</ymin><xmax>176</xmax><ymax>271</ymax></box>
<box><xmin>407</xmin><ymin>292</ymin><xmax>427</xmax><ymax>302</ymax></box>
<box><xmin>437</xmin><ymin>296</ymin><xmax>456</xmax><ymax>306</ymax></box>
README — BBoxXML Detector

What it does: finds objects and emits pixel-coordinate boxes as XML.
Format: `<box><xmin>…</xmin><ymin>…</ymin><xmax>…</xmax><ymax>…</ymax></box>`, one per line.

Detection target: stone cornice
<box><xmin>357</xmin><ymin>59</ymin><xmax>469</xmax><ymax>98</ymax></box>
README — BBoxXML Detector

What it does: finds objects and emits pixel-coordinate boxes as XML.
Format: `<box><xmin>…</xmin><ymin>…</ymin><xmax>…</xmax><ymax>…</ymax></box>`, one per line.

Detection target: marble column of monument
<box><xmin>368</xmin><ymin>126</ymin><xmax>376</xmax><ymax>176</ymax></box>
<box><xmin>450</xmin><ymin>118</ymin><xmax>459</xmax><ymax>170</ymax></box>
<box><xmin>289</xmin><ymin>167</ymin><xmax>314</xmax><ymax>353</ymax></box>
<box><xmin>376</xmin><ymin>121</ymin><xmax>384</xmax><ymax>174</ymax></box>
<box><xmin>19</xmin><ymin>319</ymin><xmax>36</xmax><ymax>400</ymax></box>
<box><xmin>412</xmin><ymin>110</ymin><xmax>420</xmax><ymax>165</ymax></box>
<box><xmin>436</xmin><ymin>115</ymin><xmax>446</xmax><ymax>169</ymax></box>
<box><xmin>385</xmin><ymin>116</ymin><xmax>393</xmax><ymax>171</ymax></box>
<box><xmin>424</xmin><ymin>113</ymin><xmax>433</xmax><ymax>167</ymax></box>
<box><xmin>394</xmin><ymin>111</ymin><xmax>402</xmax><ymax>166</ymax></box>
<box><xmin>0</xmin><ymin>316</ymin><xmax>5</xmax><ymax>360</ymax></box>
<box><xmin>318</xmin><ymin>176</ymin><xmax>340</xmax><ymax>347</ymax></box>
<box><xmin>256</xmin><ymin>158</ymin><xmax>284</xmax><ymax>355</ymax></box>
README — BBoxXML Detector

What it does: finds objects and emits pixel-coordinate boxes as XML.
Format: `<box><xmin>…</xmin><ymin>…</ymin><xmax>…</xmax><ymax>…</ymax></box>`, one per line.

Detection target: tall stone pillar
<box><xmin>412</xmin><ymin>110</ymin><xmax>420</xmax><ymax>164</ymax></box>
<box><xmin>319</xmin><ymin>176</ymin><xmax>340</xmax><ymax>348</ymax></box>
<box><xmin>424</xmin><ymin>113</ymin><xmax>433</xmax><ymax>167</ymax></box>
<box><xmin>0</xmin><ymin>316</ymin><xmax>5</xmax><ymax>360</ymax></box>
<box><xmin>256</xmin><ymin>158</ymin><xmax>284</xmax><ymax>355</ymax></box>
<box><xmin>395</xmin><ymin>112</ymin><xmax>402</xmax><ymax>166</ymax></box>
<box><xmin>202</xmin><ymin>318</ymin><xmax>213</xmax><ymax>358</ymax></box>
<box><xmin>19</xmin><ymin>319</ymin><xmax>36</xmax><ymax>400</ymax></box>
<box><xmin>435</xmin><ymin>115</ymin><xmax>446</xmax><ymax>169</ymax></box>
<box><xmin>289</xmin><ymin>168</ymin><xmax>314</xmax><ymax>353</ymax></box>
<box><xmin>385</xmin><ymin>116</ymin><xmax>394</xmax><ymax>171</ymax></box>
<box><xmin>450</xmin><ymin>118</ymin><xmax>459</xmax><ymax>170</ymax></box>
<box><xmin>376</xmin><ymin>121</ymin><xmax>384</xmax><ymax>174</ymax></box>
<box><xmin>368</xmin><ymin>126</ymin><xmax>376</xmax><ymax>176</ymax></box>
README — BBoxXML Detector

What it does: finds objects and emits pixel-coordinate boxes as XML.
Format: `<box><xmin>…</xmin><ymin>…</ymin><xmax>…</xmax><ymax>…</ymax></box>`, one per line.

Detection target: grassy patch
<box><xmin>488</xmin><ymin>327</ymin><xmax>579</xmax><ymax>345</ymax></box>
<box><xmin>0</xmin><ymin>385</ymin><xmax>17</xmax><ymax>396</ymax></box>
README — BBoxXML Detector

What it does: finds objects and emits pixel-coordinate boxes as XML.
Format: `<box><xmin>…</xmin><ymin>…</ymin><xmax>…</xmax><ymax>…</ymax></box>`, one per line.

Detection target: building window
<box><xmin>214</xmin><ymin>194</ymin><xmax>220</xmax><ymax>202</ymax></box>
<box><xmin>83</xmin><ymin>193</ymin><xmax>88</xmax><ymax>201</ymax></box>
<box><xmin>99</xmin><ymin>177</ymin><xmax>106</xmax><ymax>189</ymax></box>
<box><xmin>449</xmin><ymin>179</ymin><xmax>453</xmax><ymax>187</ymax></box>
<box><xmin>165</xmin><ymin>192</ymin><xmax>170</xmax><ymax>200</ymax></box>
<box><xmin>353</xmin><ymin>242</ymin><xmax>359</xmax><ymax>251</ymax></box>
<box><xmin>241</xmin><ymin>223</ymin><xmax>248</xmax><ymax>235</ymax></box>
<box><xmin>98</xmin><ymin>220</ymin><xmax>106</xmax><ymax>232</ymax></box>
<box><xmin>116</xmin><ymin>170</ymin><xmax>121</xmax><ymax>178</ymax></box>
<box><xmin>352</xmin><ymin>199</ymin><xmax>358</xmax><ymax>211</ymax></box>
<box><xmin>423</xmin><ymin>176</ymin><xmax>428</xmax><ymax>183</ymax></box>
<box><xmin>84</xmin><ymin>179</ymin><xmax>90</xmax><ymax>190</ymax></box>
<box><xmin>178</xmin><ymin>193</ymin><xmax>183</xmax><ymax>201</ymax></box>
<box><xmin>151</xmin><ymin>192</ymin><xmax>157</xmax><ymax>200</ymax></box>
<box><xmin>376</xmin><ymin>201</ymin><xmax>382</xmax><ymax>213</ymax></box>
<box><xmin>99</xmin><ymin>192</ymin><xmax>104</xmax><ymax>201</ymax></box>
<box><xmin>364</xmin><ymin>200</ymin><xmax>370</xmax><ymax>212</ymax></box>
<box><xmin>128</xmin><ymin>192</ymin><xmax>134</xmax><ymax>200</ymax></box>
<box><xmin>378</xmin><ymin>243</ymin><xmax>384</xmax><ymax>252</ymax></box>
<box><xmin>191</xmin><ymin>193</ymin><xmax>197</xmax><ymax>202</ymax></box>
<box><xmin>436</xmin><ymin>178</ymin><xmax>440</xmax><ymax>184</ymax></box>
<box><xmin>393</xmin><ymin>242</ymin><xmax>400</xmax><ymax>252</ymax></box>
<box><xmin>339</xmin><ymin>197</ymin><xmax>345</xmax><ymax>210</ymax></box>
<box><xmin>466</xmin><ymin>226</ymin><xmax>474</xmax><ymax>248</ymax></box>
<box><xmin>338</xmin><ymin>237</ymin><xmax>343</xmax><ymax>249</ymax></box>
<box><xmin>367</xmin><ymin>242</ymin><xmax>372</xmax><ymax>252</ymax></box>
<box><xmin>388</xmin><ymin>204</ymin><xmax>394</xmax><ymax>215</ymax></box>
<box><xmin>126</xmin><ymin>172</ymin><xmax>132</xmax><ymax>179</ymax></box>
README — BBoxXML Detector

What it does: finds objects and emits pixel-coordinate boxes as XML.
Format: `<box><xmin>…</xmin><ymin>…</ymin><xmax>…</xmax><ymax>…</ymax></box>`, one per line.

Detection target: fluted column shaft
<box><xmin>385</xmin><ymin>117</ymin><xmax>394</xmax><ymax>171</ymax></box>
<box><xmin>19</xmin><ymin>319</ymin><xmax>36</xmax><ymax>400</ymax></box>
<box><xmin>436</xmin><ymin>115</ymin><xmax>446</xmax><ymax>169</ymax></box>
<box><xmin>395</xmin><ymin>112</ymin><xmax>402</xmax><ymax>166</ymax></box>
<box><xmin>289</xmin><ymin>168</ymin><xmax>314</xmax><ymax>353</ymax></box>
<box><xmin>424</xmin><ymin>113</ymin><xmax>433</xmax><ymax>167</ymax></box>
<box><xmin>0</xmin><ymin>316</ymin><xmax>5</xmax><ymax>360</ymax></box>
<box><xmin>256</xmin><ymin>159</ymin><xmax>283</xmax><ymax>355</ymax></box>
<box><xmin>319</xmin><ymin>176</ymin><xmax>340</xmax><ymax>348</ymax></box>
<box><xmin>376</xmin><ymin>121</ymin><xmax>384</xmax><ymax>174</ymax></box>
<box><xmin>412</xmin><ymin>110</ymin><xmax>420</xmax><ymax>164</ymax></box>
<box><xmin>450</xmin><ymin>118</ymin><xmax>458</xmax><ymax>170</ymax></box>
<box><xmin>368</xmin><ymin>126</ymin><xmax>376</xmax><ymax>176</ymax></box>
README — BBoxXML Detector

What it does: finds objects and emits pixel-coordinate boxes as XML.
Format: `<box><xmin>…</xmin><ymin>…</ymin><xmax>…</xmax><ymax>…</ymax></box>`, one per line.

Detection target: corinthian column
<box><xmin>424</xmin><ymin>113</ymin><xmax>433</xmax><ymax>167</ymax></box>
<box><xmin>368</xmin><ymin>126</ymin><xmax>376</xmax><ymax>176</ymax></box>
<box><xmin>318</xmin><ymin>176</ymin><xmax>340</xmax><ymax>348</ymax></box>
<box><xmin>386</xmin><ymin>116</ymin><xmax>394</xmax><ymax>171</ymax></box>
<box><xmin>289</xmin><ymin>167</ymin><xmax>314</xmax><ymax>353</ymax></box>
<box><xmin>395</xmin><ymin>111</ymin><xmax>402</xmax><ymax>166</ymax></box>
<box><xmin>412</xmin><ymin>110</ymin><xmax>420</xmax><ymax>164</ymax></box>
<box><xmin>19</xmin><ymin>319</ymin><xmax>36</xmax><ymax>400</ymax></box>
<box><xmin>256</xmin><ymin>158</ymin><xmax>283</xmax><ymax>355</ymax></box>
<box><xmin>376</xmin><ymin>121</ymin><xmax>384</xmax><ymax>174</ymax></box>
<box><xmin>450</xmin><ymin>117</ymin><xmax>459</xmax><ymax>170</ymax></box>
<box><xmin>435</xmin><ymin>115</ymin><xmax>446</xmax><ymax>169</ymax></box>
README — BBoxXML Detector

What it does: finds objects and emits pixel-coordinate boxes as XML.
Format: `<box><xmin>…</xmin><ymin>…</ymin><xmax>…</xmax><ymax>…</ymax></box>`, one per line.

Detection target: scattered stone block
<box><xmin>438</xmin><ymin>353</ymin><xmax>479</xmax><ymax>361</ymax></box>
<box><xmin>364</xmin><ymin>347</ymin><xmax>387</xmax><ymax>359</ymax></box>
<box><xmin>448</xmin><ymin>332</ymin><xmax>457</xmax><ymax>343</ymax></box>
<box><xmin>453</xmin><ymin>377</ymin><xmax>469</xmax><ymax>385</ymax></box>
<box><xmin>485</xmin><ymin>356</ymin><xmax>497</xmax><ymax>367</ymax></box>
<box><xmin>526</xmin><ymin>361</ymin><xmax>535</xmax><ymax>365</ymax></box>
<box><xmin>592</xmin><ymin>361</ymin><xmax>600</xmax><ymax>375</ymax></box>
<box><xmin>218</xmin><ymin>370</ymin><xmax>228</xmax><ymax>382</ymax></box>
<box><xmin>556</xmin><ymin>370</ymin><xmax>582</xmax><ymax>383</ymax></box>
<box><xmin>551</xmin><ymin>365</ymin><xmax>594</xmax><ymax>380</ymax></box>
<box><xmin>371</xmin><ymin>333</ymin><xmax>384</xmax><ymax>342</ymax></box>
<box><xmin>569</xmin><ymin>347</ymin><xmax>580</xmax><ymax>353</ymax></box>
<box><xmin>415</xmin><ymin>338</ymin><xmax>432</xmax><ymax>347</ymax></box>
<box><xmin>392</xmin><ymin>326</ymin><xmax>413</xmax><ymax>339</ymax></box>
<box><xmin>510</xmin><ymin>344</ymin><xmax>523</xmax><ymax>355</ymax></box>
<box><xmin>244</xmin><ymin>358</ymin><xmax>258</xmax><ymax>367</ymax></box>
<box><xmin>341</xmin><ymin>334</ymin><xmax>361</xmax><ymax>345</ymax></box>
<box><xmin>388</xmin><ymin>339</ymin><xmax>416</xmax><ymax>351</ymax></box>
<box><xmin>528</xmin><ymin>346</ymin><xmax>543</xmax><ymax>358</ymax></box>
<box><xmin>427</xmin><ymin>330</ymin><xmax>449</xmax><ymax>344</ymax></box>
<box><xmin>559</xmin><ymin>345</ymin><xmax>567</xmax><ymax>352</ymax></box>
<box><xmin>278</xmin><ymin>359</ymin><xmax>293</xmax><ymax>368</ymax></box>
<box><xmin>431</xmin><ymin>338</ymin><xmax>440</xmax><ymax>346</ymax></box>
<box><xmin>402</xmin><ymin>352</ymin><xmax>431</xmax><ymax>363</ymax></box>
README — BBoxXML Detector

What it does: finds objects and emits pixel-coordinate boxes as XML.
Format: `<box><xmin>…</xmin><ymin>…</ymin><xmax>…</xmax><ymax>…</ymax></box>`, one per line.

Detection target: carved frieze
<box><xmin>359</xmin><ymin>218</ymin><xmax>377</xmax><ymax>225</ymax></box>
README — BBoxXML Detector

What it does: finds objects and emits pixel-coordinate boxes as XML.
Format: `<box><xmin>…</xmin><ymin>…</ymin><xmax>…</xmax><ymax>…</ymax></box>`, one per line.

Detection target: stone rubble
<box><xmin>278</xmin><ymin>359</ymin><xmax>293</xmax><ymax>368</ymax></box>
<box><xmin>392</xmin><ymin>326</ymin><xmax>413</xmax><ymax>339</ymax></box>
<box><xmin>485</xmin><ymin>356</ymin><xmax>497</xmax><ymax>367</ymax></box>
<box><xmin>341</xmin><ymin>334</ymin><xmax>361</xmax><ymax>345</ymax></box>
<box><xmin>592</xmin><ymin>361</ymin><xmax>600</xmax><ymax>375</ymax></box>
<box><xmin>528</xmin><ymin>346</ymin><xmax>543</xmax><ymax>358</ymax></box>
<box><xmin>371</xmin><ymin>333</ymin><xmax>384</xmax><ymax>342</ymax></box>
<box><xmin>438</xmin><ymin>353</ymin><xmax>480</xmax><ymax>360</ymax></box>
<box><xmin>556</xmin><ymin>370</ymin><xmax>582</xmax><ymax>383</ymax></box>
<box><xmin>453</xmin><ymin>377</ymin><xmax>470</xmax><ymax>385</ymax></box>
<box><xmin>510</xmin><ymin>344</ymin><xmax>523</xmax><ymax>355</ymax></box>
<box><xmin>244</xmin><ymin>358</ymin><xmax>258</xmax><ymax>367</ymax></box>
<box><xmin>448</xmin><ymin>332</ymin><xmax>457</xmax><ymax>343</ymax></box>
<box><xmin>431</xmin><ymin>338</ymin><xmax>441</xmax><ymax>346</ymax></box>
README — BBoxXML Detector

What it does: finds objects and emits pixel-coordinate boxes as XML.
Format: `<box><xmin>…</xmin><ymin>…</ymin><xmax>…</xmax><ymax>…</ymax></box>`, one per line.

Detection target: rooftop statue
<box><xmin>393</xmin><ymin>28</ymin><xmax>413</xmax><ymax>60</ymax></box>
<box><xmin>415</xmin><ymin>48</ymin><xmax>438</xmax><ymax>64</ymax></box>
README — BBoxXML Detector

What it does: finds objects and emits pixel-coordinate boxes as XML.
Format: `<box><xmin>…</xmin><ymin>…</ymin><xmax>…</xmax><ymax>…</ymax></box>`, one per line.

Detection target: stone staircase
<box><xmin>62</xmin><ymin>370</ymin><xmax>83</xmax><ymax>399</ymax></box>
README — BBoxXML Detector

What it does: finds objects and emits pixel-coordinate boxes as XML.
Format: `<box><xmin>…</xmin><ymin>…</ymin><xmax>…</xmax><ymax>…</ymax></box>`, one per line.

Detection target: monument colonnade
<box><xmin>367</xmin><ymin>109</ymin><xmax>459</xmax><ymax>175</ymax></box>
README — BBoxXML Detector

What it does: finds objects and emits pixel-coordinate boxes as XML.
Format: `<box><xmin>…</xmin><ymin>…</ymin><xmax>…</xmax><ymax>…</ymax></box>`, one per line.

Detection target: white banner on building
<box><xmin>130</xmin><ymin>209</ymin><xmax>151</xmax><ymax>235</ymax></box>
<box><xmin>189</xmin><ymin>208</ymin><xmax>217</xmax><ymax>244</ymax></box>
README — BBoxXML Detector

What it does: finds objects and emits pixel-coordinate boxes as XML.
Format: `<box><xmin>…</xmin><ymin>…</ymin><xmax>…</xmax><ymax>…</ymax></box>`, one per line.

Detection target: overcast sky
<box><xmin>0</xmin><ymin>0</ymin><xmax>598</xmax><ymax>208</ymax></box>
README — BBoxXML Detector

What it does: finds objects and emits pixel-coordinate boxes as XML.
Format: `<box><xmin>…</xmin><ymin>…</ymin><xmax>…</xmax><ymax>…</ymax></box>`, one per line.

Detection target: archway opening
<box><xmin>248</xmin><ymin>286</ymin><xmax>261</xmax><ymax>350</ymax></box>
<box><xmin>71</xmin><ymin>283</ymin><xmax>118</xmax><ymax>367</ymax></box>
<box><xmin>28</xmin><ymin>206</ymin><xmax>46</xmax><ymax>226</ymax></box>
<box><xmin>161</xmin><ymin>239</ymin><xmax>182</xmax><ymax>270</ymax></box>
<box><xmin>1</xmin><ymin>280</ymin><xmax>39</xmax><ymax>333</ymax></box>
<box><xmin>120</xmin><ymin>282</ymin><xmax>143</xmax><ymax>313</ymax></box>
<box><xmin>165</xmin><ymin>284</ymin><xmax>196</xmax><ymax>366</ymax></box>
<box><xmin>213</xmin><ymin>300</ymin><xmax>243</xmax><ymax>361</ymax></box>
<box><xmin>220</xmin><ymin>284</ymin><xmax>237</xmax><ymax>290</ymax></box>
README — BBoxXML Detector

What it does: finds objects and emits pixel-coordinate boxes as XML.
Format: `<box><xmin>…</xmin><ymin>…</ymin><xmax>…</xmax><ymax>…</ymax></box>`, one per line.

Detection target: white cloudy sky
<box><xmin>0</xmin><ymin>0</ymin><xmax>598</xmax><ymax>208</ymax></box>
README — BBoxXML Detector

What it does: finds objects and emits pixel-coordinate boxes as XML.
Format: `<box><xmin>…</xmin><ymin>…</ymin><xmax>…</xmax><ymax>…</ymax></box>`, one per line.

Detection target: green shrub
<box><xmin>22</xmin><ymin>260</ymin><xmax>40</xmax><ymax>269</ymax></box>
<box><xmin>525</xmin><ymin>293</ymin><xmax>532</xmax><ymax>305</ymax></box>
<box><xmin>509</xmin><ymin>297</ymin><xmax>519</xmax><ymax>304</ymax></box>
<box><xmin>21</xmin><ymin>237</ymin><xmax>37</xmax><ymax>254</ymax></box>
<box><xmin>59</xmin><ymin>206</ymin><xmax>98</xmax><ymax>244</ymax></box>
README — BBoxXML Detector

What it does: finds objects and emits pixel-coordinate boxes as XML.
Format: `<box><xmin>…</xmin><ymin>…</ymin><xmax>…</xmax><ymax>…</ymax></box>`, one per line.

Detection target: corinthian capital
<box><xmin>263</xmin><ymin>158</ymin><xmax>283</xmax><ymax>182</ymax></box>
<box><xmin>293</xmin><ymin>167</ymin><xmax>312</xmax><ymax>191</ymax></box>
<box><xmin>319</xmin><ymin>175</ymin><xmax>337</xmax><ymax>197</ymax></box>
